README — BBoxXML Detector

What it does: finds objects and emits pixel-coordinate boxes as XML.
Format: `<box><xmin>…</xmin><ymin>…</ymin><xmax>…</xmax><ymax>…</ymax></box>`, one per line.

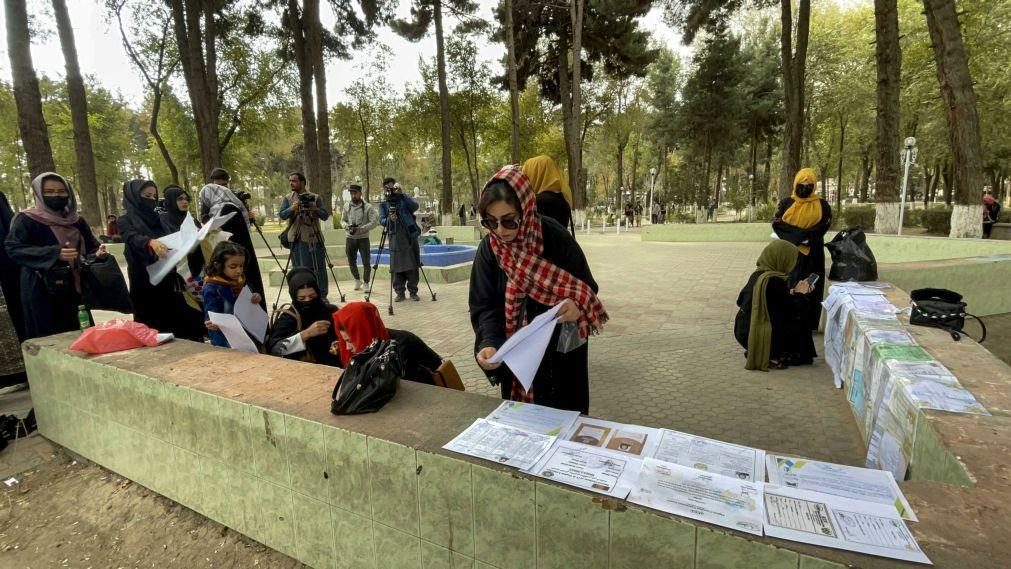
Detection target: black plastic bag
<box><xmin>331</xmin><ymin>339</ymin><xmax>402</xmax><ymax>415</ymax></box>
<box><xmin>81</xmin><ymin>254</ymin><xmax>133</xmax><ymax>313</ymax></box>
<box><xmin>826</xmin><ymin>227</ymin><xmax>878</xmax><ymax>282</ymax></box>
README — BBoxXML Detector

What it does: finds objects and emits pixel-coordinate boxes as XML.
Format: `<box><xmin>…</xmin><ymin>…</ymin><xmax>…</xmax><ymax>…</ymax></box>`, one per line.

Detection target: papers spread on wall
<box><xmin>485</xmin><ymin>401</ymin><xmax>580</xmax><ymax>436</ymax></box>
<box><xmin>525</xmin><ymin>440</ymin><xmax>642</xmax><ymax>499</ymax></box>
<box><xmin>561</xmin><ymin>417</ymin><xmax>660</xmax><ymax>458</ymax></box>
<box><xmin>147</xmin><ymin>211</ymin><xmax>235</xmax><ymax>286</ymax></box>
<box><xmin>766</xmin><ymin>455</ymin><xmax>917</xmax><ymax>521</ymax></box>
<box><xmin>443</xmin><ymin>418</ymin><xmax>556</xmax><ymax>470</ymax></box>
<box><xmin>763</xmin><ymin>485</ymin><xmax>931</xmax><ymax>564</ymax></box>
<box><xmin>207</xmin><ymin>311</ymin><xmax>258</xmax><ymax>353</ymax></box>
<box><xmin>629</xmin><ymin>458</ymin><xmax>765</xmax><ymax>536</ymax></box>
<box><xmin>652</xmin><ymin>429</ymin><xmax>766</xmax><ymax>482</ymax></box>
<box><xmin>486</xmin><ymin>302</ymin><xmax>564</xmax><ymax>391</ymax></box>
<box><xmin>234</xmin><ymin>286</ymin><xmax>268</xmax><ymax>342</ymax></box>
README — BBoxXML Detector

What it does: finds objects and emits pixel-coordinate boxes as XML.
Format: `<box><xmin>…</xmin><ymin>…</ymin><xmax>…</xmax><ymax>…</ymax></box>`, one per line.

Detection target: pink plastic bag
<box><xmin>69</xmin><ymin>319</ymin><xmax>161</xmax><ymax>355</ymax></box>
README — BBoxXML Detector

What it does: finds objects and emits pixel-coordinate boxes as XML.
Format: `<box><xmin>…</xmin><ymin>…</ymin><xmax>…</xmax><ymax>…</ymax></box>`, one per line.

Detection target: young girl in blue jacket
<box><xmin>202</xmin><ymin>241</ymin><xmax>262</xmax><ymax>347</ymax></box>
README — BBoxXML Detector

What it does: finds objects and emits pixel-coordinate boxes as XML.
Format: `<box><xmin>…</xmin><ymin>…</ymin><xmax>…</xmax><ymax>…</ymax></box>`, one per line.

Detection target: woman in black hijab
<box><xmin>119</xmin><ymin>179</ymin><xmax>205</xmax><ymax>341</ymax></box>
<box><xmin>159</xmin><ymin>185</ymin><xmax>205</xmax><ymax>281</ymax></box>
<box><xmin>265</xmin><ymin>268</ymin><xmax>341</xmax><ymax>366</ymax></box>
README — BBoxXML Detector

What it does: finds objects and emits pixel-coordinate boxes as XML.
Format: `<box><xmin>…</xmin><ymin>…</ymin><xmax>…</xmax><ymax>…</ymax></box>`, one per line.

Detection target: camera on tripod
<box><xmin>384</xmin><ymin>188</ymin><xmax>401</xmax><ymax>205</ymax></box>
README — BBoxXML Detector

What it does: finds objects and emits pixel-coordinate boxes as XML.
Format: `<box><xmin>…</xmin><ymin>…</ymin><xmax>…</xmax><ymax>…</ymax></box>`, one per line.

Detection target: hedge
<box><xmin>921</xmin><ymin>208</ymin><xmax>952</xmax><ymax>234</ymax></box>
<box><xmin>841</xmin><ymin>205</ymin><xmax>876</xmax><ymax>230</ymax></box>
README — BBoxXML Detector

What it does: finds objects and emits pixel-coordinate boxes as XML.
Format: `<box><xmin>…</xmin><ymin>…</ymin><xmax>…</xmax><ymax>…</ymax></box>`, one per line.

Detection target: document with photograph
<box><xmin>652</xmin><ymin>429</ymin><xmax>766</xmax><ymax>482</ymax></box>
<box><xmin>484</xmin><ymin>401</ymin><xmax>580</xmax><ymax>436</ymax></box>
<box><xmin>526</xmin><ymin>440</ymin><xmax>642</xmax><ymax>498</ymax></box>
<box><xmin>766</xmin><ymin>455</ymin><xmax>917</xmax><ymax>521</ymax></box>
<box><xmin>629</xmin><ymin>458</ymin><xmax>765</xmax><ymax>536</ymax></box>
<box><xmin>763</xmin><ymin>486</ymin><xmax>931</xmax><ymax>564</ymax></box>
<box><xmin>562</xmin><ymin>418</ymin><xmax>660</xmax><ymax>457</ymax></box>
<box><xmin>443</xmin><ymin>418</ymin><xmax>556</xmax><ymax>470</ymax></box>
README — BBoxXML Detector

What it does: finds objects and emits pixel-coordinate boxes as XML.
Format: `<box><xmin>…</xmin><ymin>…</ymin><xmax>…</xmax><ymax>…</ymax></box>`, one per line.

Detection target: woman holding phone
<box><xmin>469</xmin><ymin>166</ymin><xmax>607</xmax><ymax>414</ymax></box>
<box><xmin>734</xmin><ymin>240</ymin><xmax>817</xmax><ymax>371</ymax></box>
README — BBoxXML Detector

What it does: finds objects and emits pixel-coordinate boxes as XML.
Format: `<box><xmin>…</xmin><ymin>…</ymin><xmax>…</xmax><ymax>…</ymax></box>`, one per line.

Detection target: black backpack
<box><xmin>330</xmin><ymin>339</ymin><xmax>403</xmax><ymax>415</ymax></box>
<box><xmin>909</xmin><ymin>288</ymin><xmax>986</xmax><ymax>343</ymax></box>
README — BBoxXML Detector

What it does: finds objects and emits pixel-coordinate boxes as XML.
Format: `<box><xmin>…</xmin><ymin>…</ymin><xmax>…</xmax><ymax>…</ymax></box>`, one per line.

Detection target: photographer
<box><xmin>342</xmin><ymin>184</ymin><xmax>378</xmax><ymax>291</ymax></box>
<box><xmin>378</xmin><ymin>177</ymin><xmax>421</xmax><ymax>302</ymax></box>
<box><xmin>279</xmin><ymin>172</ymin><xmax>331</xmax><ymax>299</ymax></box>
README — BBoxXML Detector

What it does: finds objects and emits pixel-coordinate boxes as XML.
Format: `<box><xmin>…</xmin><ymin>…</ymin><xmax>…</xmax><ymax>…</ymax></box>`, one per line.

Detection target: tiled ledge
<box><xmin>22</xmin><ymin>330</ymin><xmax>1008</xmax><ymax>569</ymax></box>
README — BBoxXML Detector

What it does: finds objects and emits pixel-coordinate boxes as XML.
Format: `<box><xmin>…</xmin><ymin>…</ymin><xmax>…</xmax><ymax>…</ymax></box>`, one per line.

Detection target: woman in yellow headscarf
<box><xmin>522</xmin><ymin>155</ymin><xmax>574</xmax><ymax>233</ymax></box>
<box><xmin>772</xmin><ymin>168</ymin><xmax>832</xmax><ymax>333</ymax></box>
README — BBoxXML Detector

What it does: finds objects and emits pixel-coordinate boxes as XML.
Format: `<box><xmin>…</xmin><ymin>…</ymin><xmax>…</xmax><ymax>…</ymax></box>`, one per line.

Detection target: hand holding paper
<box><xmin>487</xmin><ymin>302</ymin><xmax>565</xmax><ymax>391</ymax></box>
<box><xmin>207</xmin><ymin>312</ymin><xmax>259</xmax><ymax>353</ymax></box>
<box><xmin>234</xmin><ymin>286</ymin><xmax>268</xmax><ymax>342</ymax></box>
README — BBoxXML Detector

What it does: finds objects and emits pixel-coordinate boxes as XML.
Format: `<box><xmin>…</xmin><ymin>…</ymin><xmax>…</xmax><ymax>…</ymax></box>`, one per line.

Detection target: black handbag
<box><xmin>81</xmin><ymin>254</ymin><xmax>133</xmax><ymax>314</ymax></box>
<box><xmin>330</xmin><ymin>339</ymin><xmax>403</xmax><ymax>415</ymax></box>
<box><xmin>826</xmin><ymin>227</ymin><xmax>878</xmax><ymax>281</ymax></box>
<box><xmin>910</xmin><ymin>288</ymin><xmax>986</xmax><ymax>342</ymax></box>
<box><xmin>40</xmin><ymin>264</ymin><xmax>75</xmax><ymax>297</ymax></box>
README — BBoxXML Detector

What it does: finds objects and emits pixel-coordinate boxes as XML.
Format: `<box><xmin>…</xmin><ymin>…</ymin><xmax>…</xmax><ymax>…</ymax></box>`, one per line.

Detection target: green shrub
<box><xmin>754</xmin><ymin>202</ymin><xmax>777</xmax><ymax>222</ymax></box>
<box><xmin>920</xmin><ymin>207</ymin><xmax>952</xmax><ymax>234</ymax></box>
<box><xmin>902</xmin><ymin>208</ymin><xmax>923</xmax><ymax>228</ymax></box>
<box><xmin>999</xmin><ymin>210</ymin><xmax>1010</xmax><ymax>223</ymax></box>
<box><xmin>332</xmin><ymin>210</ymin><xmax>342</xmax><ymax>230</ymax></box>
<box><xmin>841</xmin><ymin>205</ymin><xmax>876</xmax><ymax>230</ymax></box>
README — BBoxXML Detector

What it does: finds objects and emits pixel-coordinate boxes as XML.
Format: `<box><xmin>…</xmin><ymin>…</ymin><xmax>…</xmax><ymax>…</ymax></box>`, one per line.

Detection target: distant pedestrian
<box><xmin>983</xmin><ymin>192</ymin><xmax>1001</xmax><ymax>239</ymax></box>
<box><xmin>458</xmin><ymin>204</ymin><xmax>467</xmax><ymax>226</ymax></box>
<box><xmin>522</xmin><ymin>155</ymin><xmax>573</xmax><ymax>233</ymax></box>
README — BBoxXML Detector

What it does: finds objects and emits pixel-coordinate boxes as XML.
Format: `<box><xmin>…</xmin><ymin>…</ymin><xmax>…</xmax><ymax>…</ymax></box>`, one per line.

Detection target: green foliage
<box><xmin>903</xmin><ymin>208</ymin><xmax>923</xmax><ymax>228</ymax></box>
<box><xmin>841</xmin><ymin>205</ymin><xmax>876</xmax><ymax>230</ymax></box>
<box><xmin>920</xmin><ymin>207</ymin><xmax>952</xmax><ymax>234</ymax></box>
<box><xmin>754</xmin><ymin>201</ymin><xmax>777</xmax><ymax>223</ymax></box>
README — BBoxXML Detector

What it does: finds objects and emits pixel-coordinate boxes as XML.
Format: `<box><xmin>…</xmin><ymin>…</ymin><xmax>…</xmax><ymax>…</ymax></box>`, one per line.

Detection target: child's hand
<box><xmin>250</xmin><ymin>293</ymin><xmax>262</xmax><ymax>305</ymax></box>
<box><xmin>205</xmin><ymin>321</ymin><xmax>220</xmax><ymax>331</ymax></box>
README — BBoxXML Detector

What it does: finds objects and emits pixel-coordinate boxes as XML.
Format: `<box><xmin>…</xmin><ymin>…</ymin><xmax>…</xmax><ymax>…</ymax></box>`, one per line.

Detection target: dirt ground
<box><xmin>0</xmin><ymin>447</ymin><xmax>301</xmax><ymax>568</ymax></box>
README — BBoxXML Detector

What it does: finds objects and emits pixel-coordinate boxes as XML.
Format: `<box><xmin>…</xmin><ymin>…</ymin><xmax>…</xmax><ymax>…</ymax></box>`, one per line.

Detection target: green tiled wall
<box><xmin>27</xmin><ymin>343</ymin><xmax>849</xmax><ymax>569</ymax></box>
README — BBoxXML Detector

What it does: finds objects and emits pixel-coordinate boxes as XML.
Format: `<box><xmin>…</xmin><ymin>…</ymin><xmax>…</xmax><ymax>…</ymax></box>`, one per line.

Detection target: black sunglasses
<box><xmin>481</xmin><ymin>216</ymin><xmax>522</xmax><ymax>231</ymax></box>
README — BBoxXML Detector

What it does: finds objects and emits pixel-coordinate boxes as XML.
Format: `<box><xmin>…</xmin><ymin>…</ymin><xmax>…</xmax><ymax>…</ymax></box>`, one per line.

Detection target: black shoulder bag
<box><xmin>331</xmin><ymin>339</ymin><xmax>403</xmax><ymax>415</ymax></box>
<box><xmin>81</xmin><ymin>254</ymin><xmax>133</xmax><ymax>313</ymax></box>
<box><xmin>909</xmin><ymin>288</ymin><xmax>986</xmax><ymax>343</ymax></box>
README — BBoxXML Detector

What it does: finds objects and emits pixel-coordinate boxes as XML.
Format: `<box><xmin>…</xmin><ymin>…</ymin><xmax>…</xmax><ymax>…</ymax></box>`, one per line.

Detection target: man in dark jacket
<box><xmin>378</xmin><ymin>178</ymin><xmax>421</xmax><ymax>302</ymax></box>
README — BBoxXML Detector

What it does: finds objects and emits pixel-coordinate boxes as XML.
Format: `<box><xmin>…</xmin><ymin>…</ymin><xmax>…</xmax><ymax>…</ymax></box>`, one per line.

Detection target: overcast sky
<box><xmin>0</xmin><ymin>0</ymin><xmax>687</xmax><ymax>109</ymax></box>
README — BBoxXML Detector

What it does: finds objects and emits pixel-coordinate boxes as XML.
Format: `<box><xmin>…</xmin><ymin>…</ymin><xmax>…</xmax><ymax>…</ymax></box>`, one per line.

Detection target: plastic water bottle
<box><xmin>77</xmin><ymin>305</ymin><xmax>91</xmax><ymax>330</ymax></box>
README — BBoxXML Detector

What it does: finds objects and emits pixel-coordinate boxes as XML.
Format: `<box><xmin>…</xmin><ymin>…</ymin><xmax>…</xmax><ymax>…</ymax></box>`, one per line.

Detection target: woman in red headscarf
<box><xmin>469</xmin><ymin>166</ymin><xmax>607</xmax><ymax>414</ymax></box>
<box><xmin>331</xmin><ymin>302</ymin><xmax>444</xmax><ymax>384</ymax></box>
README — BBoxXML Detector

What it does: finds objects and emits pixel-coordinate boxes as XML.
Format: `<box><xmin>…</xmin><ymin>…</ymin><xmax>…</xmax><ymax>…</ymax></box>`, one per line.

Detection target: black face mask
<box><xmin>140</xmin><ymin>196</ymin><xmax>159</xmax><ymax>212</ymax></box>
<box><xmin>43</xmin><ymin>196</ymin><xmax>70</xmax><ymax>211</ymax></box>
<box><xmin>795</xmin><ymin>184</ymin><xmax>815</xmax><ymax>199</ymax></box>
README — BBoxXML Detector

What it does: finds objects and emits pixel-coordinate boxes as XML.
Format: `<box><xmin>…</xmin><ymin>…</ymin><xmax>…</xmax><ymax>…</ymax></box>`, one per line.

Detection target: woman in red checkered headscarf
<box><xmin>469</xmin><ymin>165</ymin><xmax>607</xmax><ymax>414</ymax></box>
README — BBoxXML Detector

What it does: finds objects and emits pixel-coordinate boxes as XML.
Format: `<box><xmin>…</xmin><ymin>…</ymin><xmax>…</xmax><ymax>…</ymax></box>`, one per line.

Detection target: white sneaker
<box><xmin>354</xmin><ymin>280</ymin><xmax>362</xmax><ymax>291</ymax></box>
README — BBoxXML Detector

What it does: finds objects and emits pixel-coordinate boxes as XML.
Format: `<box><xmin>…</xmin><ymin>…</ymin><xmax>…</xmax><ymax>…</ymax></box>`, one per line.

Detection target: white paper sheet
<box><xmin>562</xmin><ymin>417</ymin><xmax>660</xmax><ymax>458</ymax></box>
<box><xmin>147</xmin><ymin>211</ymin><xmax>236</xmax><ymax>285</ymax></box>
<box><xmin>443</xmin><ymin>418</ymin><xmax>555</xmax><ymax>470</ymax></box>
<box><xmin>629</xmin><ymin>458</ymin><xmax>765</xmax><ymax>536</ymax></box>
<box><xmin>207</xmin><ymin>311</ymin><xmax>259</xmax><ymax>353</ymax></box>
<box><xmin>526</xmin><ymin>440</ymin><xmax>642</xmax><ymax>498</ymax></box>
<box><xmin>486</xmin><ymin>303</ymin><xmax>564</xmax><ymax>391</ymax></box>
<box><xmin>155</xmin><ymin>333</ymin><xmax>174</xmax><ymax>345</ymax></box>
<box><xmin>234</xmin><ymin>286</ymin><xmax>268</xmax><ymax>342</ymax></box>
<box><xmin>652</xmin><ymin>429</ymin><xmax>766</xmax><ymax>482</ymax></box>
<box><xmin>484</xmin><ymin>401</ymin><xmax>580</xmax><ymax>436</ymax></box>
<box><xmin>766</xmin><ymin>455</ymin><xmax>917</xmax><ymax>521</ymax></box>
<box><xmin>763</xmin><ymin>486</ymin><xmax>931</xmax><ymax>564</ymax></box>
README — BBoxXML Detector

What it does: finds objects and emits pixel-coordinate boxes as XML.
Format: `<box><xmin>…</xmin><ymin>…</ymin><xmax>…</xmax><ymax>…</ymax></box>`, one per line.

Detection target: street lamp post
<box><xmin>898</xmin><ymin>137</ymin><xmax>917</xmax><ymax>236</ymax></box>
<box><xmin>617</xmin><ymin>186</ymin><xmax>624</xmax><ymax>235</ymax></box>
<box><xmin>648</xmin><ymin>167</ymin><xmax>657</xmax><ymax>225</ymax></box>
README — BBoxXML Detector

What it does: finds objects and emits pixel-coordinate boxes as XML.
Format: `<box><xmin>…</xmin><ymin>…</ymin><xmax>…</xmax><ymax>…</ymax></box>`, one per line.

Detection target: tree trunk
<box><xmin>616</xmin><ymin>142</ymin><xmax>626</xmax><ymax>206</ymax></box>
<box><xmin>749</xmin><ymin>128</ymin><xmax>759</xmax><ymax>207</ymax></box>
<box><xmin>169</xmin><ymin>0</ymin><xmax>222</xmax><ymax>179</ymax></box>
<box><xmin>290</xmin><ymin>0</ymin><xmax>319</xmax><ymax>193</ymax></box>
<box><xmin>942</xmin><ymin>160</ymin><xmax>953</xmax><ymax>205</ymax></box>
<box><xmin>872</xmin><ymin>0</ymin><xmax>902</xmax><ymax>233</ymax></box>
<box><xmin>568</xmin><ymin>0</ymin><xmax>586</xmax><ymax>210</ymax></box>
<box><xmin>455</xmin><ymin>124</ymin><xmax>480</xmax><ymax>204</ymax></box>
<box><xmin>922</xmin><ymin>0</ymin><xmax>985</xmax><ymax>237</ymax></box>
<box><xmin>835</xmin><ymin>114</ymin><xmax>846</xmax><ymax>212</ymax></box>
<box><xmin>6</xmin><ymin>0</ymin><xmax>55</xmax><ymax>178</ymax></box>
<box><xmin>630</xmin><ymin>131</ymin><xmax>641</xmax><ymax>205</ymax></box>
<box><xmin>764</xmin><ymin>135</ymin><xmax>773</xmax><ymax>202</ymax></box>
<box><xmin>778</xmin><ymin>0</ymin><xmax>811</xmax><ymax>198</ymax></box>
<box><xmin>432</xmin><ymin>0</ymin><xmax>453</xmax><ymax>216</ymax></box>
<box><xmin>307</xmin><ymin>0</ymin><xmax>332</xmax><ymax>209</ymax></box>
<box><xmin>53</xmin><ymin>0</ymin><xmax>101</xmax><ymax>227</ymax></box>
<box><xmin>357</xmin><ymin>105</ymin><xmax>372</xmax><ymax>201</ymax></box>
<box><xmin>714</xmin><ymin>162</ymin><xmax>724</xmax><ymax>208</ymax></box>
<box><xmin>505</xmin><ymin>0</ymin><xmax>520</xmax><ymax>164</ymax></box>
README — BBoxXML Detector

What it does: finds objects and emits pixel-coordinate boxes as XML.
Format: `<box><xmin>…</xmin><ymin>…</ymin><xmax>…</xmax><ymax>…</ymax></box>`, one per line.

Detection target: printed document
<box><xmin>148</xmin><ymin>211</ymin><xmax>235</xmax><ymax>285</ymax></box>
<box><xmin>527</xmin><ymin>440</ymin><xmax>642</xmax><ymax>498</ymax></box>
<box><xmin>562</xmin><ymin>417</ymin><xmax>660</xmax><ymax>457</ymax></box>
<box><xmin>766</xmin><ymin>455</ymin><xmax>917</xmax><ymax>521</ymax></box>
<box><xmin>234</xmin><ymin>286</ymin><xmax>268</xmax><ymax>342</ymax></box>
<box><xmin>486</xmin><ymin>303</ymin><xmax>564</xmax><ymax>391</ymax></box>
<box><xmin>652</xmin><ymin>429</ymin><xmax>765</xmax><ymax>482</ymax></box>
<box><xmin>207</xmin><ymin>312</ymin><xmax>259</xmax><ymax>353</ymax></box>
<box><xmin>484</xmin><ymin>401</ymin><xmax>580</xmax><ymax>436</ymax></box>
<box><xmin>629</xmin><ymin>458</ymin><xmax>764</xmax><ymax>536</ymax></box>
<box><xmin>443</xmin><ymin>418</ymin><xmax>555</xmax><ymax>470</ymax></box>
<box><xmin>763</xmin><ymin>486</ymin><xmax>931</xmax><ymax>564</ymax></box>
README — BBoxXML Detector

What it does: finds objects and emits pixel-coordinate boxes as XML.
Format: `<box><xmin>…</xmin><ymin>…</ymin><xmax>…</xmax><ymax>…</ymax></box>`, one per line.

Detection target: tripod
<box><xmin>271</xmin><ymin>205</ymin><xmax>347</xmax><ymax>313</ymax></box>
<box><xmin>364</xmin><ymin>211</ymin><xmax>436</xmax><ymax>315</ymax></box>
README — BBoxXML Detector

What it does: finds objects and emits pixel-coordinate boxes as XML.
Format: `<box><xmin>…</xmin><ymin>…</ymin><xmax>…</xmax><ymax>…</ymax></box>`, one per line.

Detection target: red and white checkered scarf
<box><xmin>485</xmin><ymin>166</ymin><xmax>608</xmax><ymax>401</ymax></box>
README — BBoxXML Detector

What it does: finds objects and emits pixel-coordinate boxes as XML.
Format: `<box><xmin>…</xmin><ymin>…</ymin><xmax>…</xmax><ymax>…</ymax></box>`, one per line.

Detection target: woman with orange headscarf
<box><xmin>522</xmin><ymin>155</ymin><xmax>574</xmax><ymax>234</ymax></box>
<box><xmin>331</xmin><ymin>301</ymin><xmax>444</xmax><ymax>384</ymax></box>
<box><xmin>772</xmin><ymin>168</ymin><xmax>832</xmax><ymax>337</ymax></box>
